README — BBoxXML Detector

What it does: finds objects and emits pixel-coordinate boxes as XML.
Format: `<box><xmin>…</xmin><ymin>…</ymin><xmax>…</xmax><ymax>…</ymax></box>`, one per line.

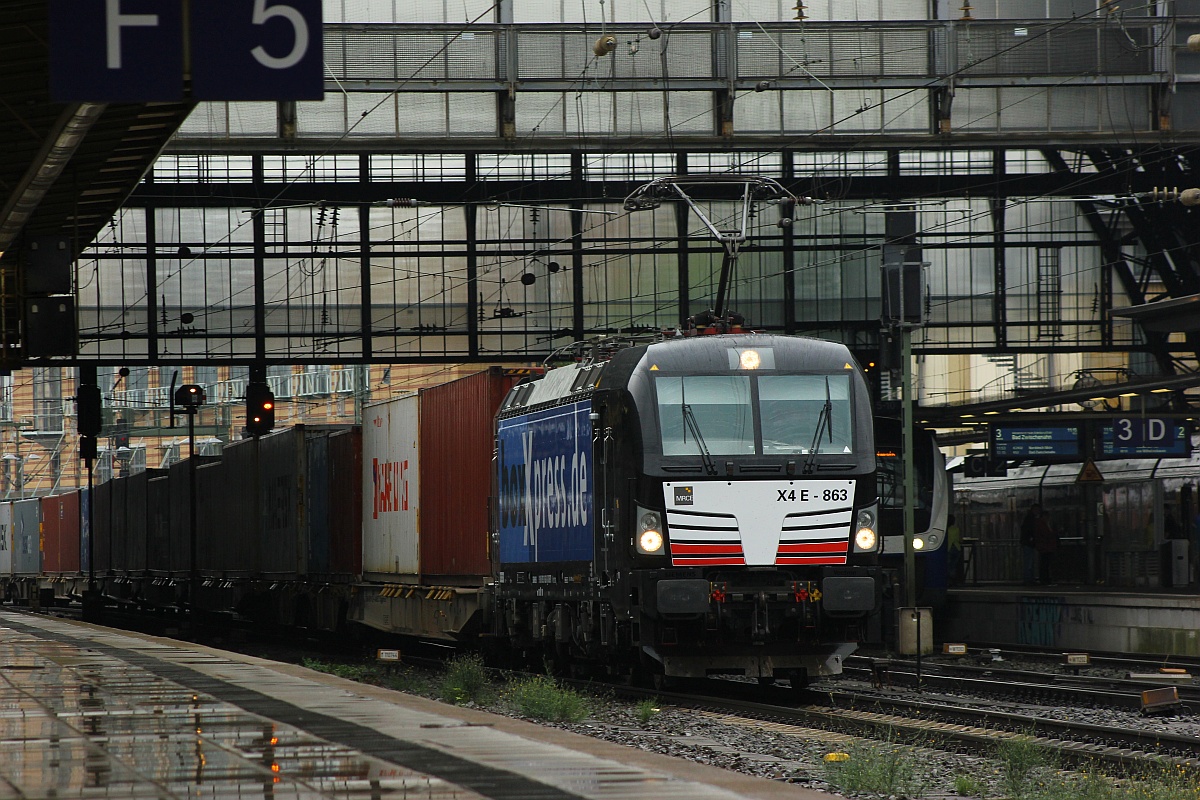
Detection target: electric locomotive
<box><xmin>493</xmin><ymin>333</ymin><xmax>883</xmax><ymax>685</ymax></box>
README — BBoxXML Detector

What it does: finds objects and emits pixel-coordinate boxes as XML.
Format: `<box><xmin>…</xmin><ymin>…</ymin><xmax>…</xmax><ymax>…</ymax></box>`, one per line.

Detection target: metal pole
<box><xmin>87</xmin><ymin>457</ymin><xmax>94</xmax><ymax>589</ymax></box>
<box><xmin>902</xmin><ymin>326</ymin><xmax>917</xmax><ymax>608</ymax></box>
<box><xmin>914</xmin><ymin>608</ymin><xmax>922</xmax><ymax>688</ymax></box>
<box><xmin>188</xmin><ymin>410</ymin><xmax>197</xmax><ymax>611</ymax></box>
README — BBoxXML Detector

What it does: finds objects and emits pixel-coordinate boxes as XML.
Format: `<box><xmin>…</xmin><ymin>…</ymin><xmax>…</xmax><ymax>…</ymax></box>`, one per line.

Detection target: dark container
<box><xmin>327</xmin><ymin>428</ymin><xmax>362</xmax><ymax>577</ymax></box>
<box><xmin>168</xmin><ymin>456</ymin><xmax>221</xmax><ymax>576</ymax></box>
<box><xmin>201</xmin><ymin>448</ymin><xmax>255</xmax><ymax>576</ymax></box>
<box><xmin>80</xmin><ymin>487</ymin><xmax>91</xmax><ymax>574</ymax></box>
<box><xmin>167</xmin><ymin>460</ymin><xmax>189</xmax><ymax>576</ymax></box>
<box><xmin>147</xmin><ymin>473</ymin><xmax>171</xmax><ymax>576</ymax></box>
<box><xmin>41</xmin><ymin>492</ymin><xmax>81</xmax><ymax>574</ymax></box>
<box><xmin>418</xmin><ymin>368</ymin><xmax>518</xmax><ymax>579</ymax></box>
<box><xmin>11</xmin><ymin>498</ymin><xmax>42</xmax><ymax>576</ymax></box>
<box><xmin>108</xmin><ymin>477</ymin><xmax>130</xmax><ymax>573</ymax></box>
<box><xmin>306</xmin><ymin>433</ymin><xmax>331</xmax><ymax>575</ymax></box>
<box><xmin>258</xmin><ymin>428</ymin><xmax>303</xmax><ymax>578</ymax></box>
<box><xmin>124</xmin><ymin>470</ymin><xmax>163</xmax><ymax>574</ymax></box>
<box><xmin>92</xmin><ymin>479</ymin><xmax>113</xmax><ymax>574</ymax></box>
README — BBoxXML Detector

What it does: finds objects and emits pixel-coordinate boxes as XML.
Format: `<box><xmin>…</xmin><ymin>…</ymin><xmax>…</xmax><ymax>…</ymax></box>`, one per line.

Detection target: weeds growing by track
<box><xmin>300</xmin><ymin>656</ymin><xmax>1200</xmax><ymax>799</ymax></box>
<box><xmin>821</xmin><ymin>727</ymin><xmax>1200</xmax><ymax>800</ymax></box>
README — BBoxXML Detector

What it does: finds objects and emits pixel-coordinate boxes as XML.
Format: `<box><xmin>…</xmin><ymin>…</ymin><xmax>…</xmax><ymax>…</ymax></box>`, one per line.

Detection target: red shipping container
<box><xmin>418</xmin><ymin>368</ymin><xmax>519</xmax><ymax>579</ymax></box>
<box><xmin>41</xmin><ymin>492</ymin><xmax>81</xmax><ymax>574</ymax></box>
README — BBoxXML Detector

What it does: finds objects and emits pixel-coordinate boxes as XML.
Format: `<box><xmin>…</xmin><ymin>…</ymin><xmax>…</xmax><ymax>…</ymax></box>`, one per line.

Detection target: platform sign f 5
<box><xmin>191</xmin><ymin>0</ymin><xmax>324</xmax><ymax>100</ymax></box>
<box><xmin>50</xmin><ymin>0</ymin><xmax>184</xmax><ymax>102</ymax></box>
<box><xmin>50</xmin><ymin>0</ymin><xmax>323</xmax><ymax>102</ymax></box>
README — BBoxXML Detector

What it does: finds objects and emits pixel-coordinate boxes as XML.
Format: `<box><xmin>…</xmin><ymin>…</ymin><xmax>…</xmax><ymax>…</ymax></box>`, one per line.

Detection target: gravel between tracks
<box><xmin>210</xmin><ymin>635</ymin><xmax>1200</xmax><ymax>799</ymax></box>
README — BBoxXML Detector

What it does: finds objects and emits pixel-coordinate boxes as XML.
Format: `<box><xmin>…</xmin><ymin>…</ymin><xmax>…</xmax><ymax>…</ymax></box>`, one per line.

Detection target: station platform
<box><xmin>0</xmin><ymin>609</ymin><xmax>827</xmax><ymax>800</ymax></box>
<box><xmin>940</xmin><ymin>585</ymin><xmax>1200</xmax><ymax>656</ymax></box>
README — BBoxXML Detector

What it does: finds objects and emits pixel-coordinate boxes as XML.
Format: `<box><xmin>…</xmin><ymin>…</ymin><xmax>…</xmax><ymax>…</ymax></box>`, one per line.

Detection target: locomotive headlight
<box><xmin>854</xmin><ymin>527</ymin><xmax>877</xmax><ymax>552</ymax></box>
<box><xmin>913</xmin><ymin>536</ymin><xmax>926</xmax><ymax>551</ymax></box>
<box><xmin>739</xmin><ymin>349</ymin><xmax>761</xmax><ymax>370</ymax></box>
<box><xmin>639</xmin><ymin>529</ymin><xmax>664</xmax><ymax>554</ymax></box>
<box><xmin>635</xmin><ymin>506</ymin><xmax>665</xmax><ymax>555</ymax></box>
<box><xmin>853</xmin><ymin>505</ymin><xmax>879</xmax><ymax>553</ymax></box>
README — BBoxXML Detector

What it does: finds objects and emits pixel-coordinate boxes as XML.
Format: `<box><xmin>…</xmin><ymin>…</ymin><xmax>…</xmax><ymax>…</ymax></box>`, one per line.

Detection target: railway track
<box><xmin>574</xmin><ymin>677</ymin><xmax>1200</xmax><ymax>773</ymax></box>
<box><xmin>842</xmin><ymin>654</ymin><xmax>1200</xmax><ymax>711</ymax></box>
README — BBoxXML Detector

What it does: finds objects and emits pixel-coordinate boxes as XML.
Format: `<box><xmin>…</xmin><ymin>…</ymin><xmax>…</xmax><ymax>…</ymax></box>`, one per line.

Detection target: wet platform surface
<box><xmin>0</xmin><ymin>610</ymin><xmax>826</xmax><ymax>799</ymax></box>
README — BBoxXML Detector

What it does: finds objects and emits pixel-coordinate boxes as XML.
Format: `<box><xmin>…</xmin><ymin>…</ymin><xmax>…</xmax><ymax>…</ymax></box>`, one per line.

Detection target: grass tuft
<box><xmin>953</xmin><ymin>772</ymin><xmax>985</xmax><ymax>796</ymax></box>
<box><xmin>504</xmin><ymin>674</ymin><xmax>590</xmax><ymax>722</ymax></box>
<box><xmin>438</xmin><ymin>653</ymin><xmax>492</xmax><ymax>705</ymax></box>
<box><xmin>635</xmin><ymin>698</ymin><xmax>660</xmax><ymax>727</ymax></box>
<box><xmin>822</xmin><ymin>728</ymin><xmax>926</xmax><ymax>797</ymax></box>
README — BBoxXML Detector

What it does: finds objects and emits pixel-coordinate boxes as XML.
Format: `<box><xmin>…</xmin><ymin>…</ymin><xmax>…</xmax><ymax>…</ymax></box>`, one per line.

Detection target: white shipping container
<box><xmin>0</xmin><ymin>502</ymin><xmax>11</xmax><ymax>577</ymax></box>
<box><xmin>362</xmin><ymin>393</ymin><xmax>421</xmax><ymax>578</ymax></box>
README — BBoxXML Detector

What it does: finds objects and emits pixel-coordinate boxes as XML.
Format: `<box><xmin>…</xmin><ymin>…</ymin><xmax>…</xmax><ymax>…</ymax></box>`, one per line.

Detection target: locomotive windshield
<box><xmin>655</xmin><ymin>373</ymin><xmax>854</xmax><ymax>456</ymax></box>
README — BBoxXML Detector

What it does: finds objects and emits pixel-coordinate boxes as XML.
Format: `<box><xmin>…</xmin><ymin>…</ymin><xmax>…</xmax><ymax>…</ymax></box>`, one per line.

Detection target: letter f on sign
<box><xmin>106</xmin><ymin>0</ymin><xmax>158</xmax><ymax>69</ymax></box>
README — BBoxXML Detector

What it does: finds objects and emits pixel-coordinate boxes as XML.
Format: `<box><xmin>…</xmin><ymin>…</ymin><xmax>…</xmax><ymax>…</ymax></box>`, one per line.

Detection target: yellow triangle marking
<box><xmin>844</xmin><ymin>363</ymin><xmax>854</xmax><ymax>369</ymax></box>
<box><xmin>650</xmin><ymin>364</ymin><xmax>659</xmax><ymax>370</ymax></box>
<box><xmin>1076</xmin><ymin>459</ymin><xmax>1104</xmax><ymax>483</ymax></box>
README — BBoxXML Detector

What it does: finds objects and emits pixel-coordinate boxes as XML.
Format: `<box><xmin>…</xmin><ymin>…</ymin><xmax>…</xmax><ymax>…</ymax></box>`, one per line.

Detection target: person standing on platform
<box><xmin>946</xmin><ymin>514</ymin><xmax>962</xmax><ymax>585</ymax></box>
<box><xmin>1192</xmin><ymin>506</ymin><xmax>1200</xmax><ymax>586</ymax></box>
<box><xmin>1020</xmin><ymin>504</ymin><xmax>1040</xmax><ymax>584</ymax></box>
<box><xmin>1033</xmin><ymin>506</ymin><xmax>1058</xmax><ymax>584</ymax></box>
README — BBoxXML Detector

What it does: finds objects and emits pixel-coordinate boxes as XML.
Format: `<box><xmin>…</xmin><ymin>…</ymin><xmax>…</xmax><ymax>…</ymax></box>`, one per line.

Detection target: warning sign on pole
<box><xmin>1076</xmin><ymin>459</ymin><xmax>1104</xmax><ymax>483</ymax></box>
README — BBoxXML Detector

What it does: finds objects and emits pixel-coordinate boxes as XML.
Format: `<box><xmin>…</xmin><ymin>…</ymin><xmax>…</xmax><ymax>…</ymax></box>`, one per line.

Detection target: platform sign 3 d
<box><xmin>50</xmin><ymin>0</ymin><xmax>323</xmax><ymax>102</ymax></box>
<box><xmin>1100</xmin><ymin>418</ymin><xmax>1190</xmax><ymax>458</ymax></box>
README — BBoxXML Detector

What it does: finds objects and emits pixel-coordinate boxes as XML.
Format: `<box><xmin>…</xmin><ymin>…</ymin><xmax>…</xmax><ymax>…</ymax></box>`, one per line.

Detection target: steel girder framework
<box><xmin>65</xmin><ymin>145</ymin><xmax>1199</xmax><ymax>371</ymax></box>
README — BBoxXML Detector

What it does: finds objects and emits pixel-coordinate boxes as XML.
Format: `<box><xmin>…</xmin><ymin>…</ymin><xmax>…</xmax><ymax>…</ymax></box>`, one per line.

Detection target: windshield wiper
<box><xmin>681</xmin><ymin>403</ymin><xmax>718</xmax><ymax>476</ymax></box>
<box><xmin>803</xmin><ymin>377</ymin><xmax>833</xmax><ymax>475</ymax></box>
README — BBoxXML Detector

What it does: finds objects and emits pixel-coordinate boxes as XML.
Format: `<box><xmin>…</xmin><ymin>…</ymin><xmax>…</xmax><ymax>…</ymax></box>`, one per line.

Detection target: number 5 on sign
<box><xmin>191</xmin><ymin>0</ymin><xmax>323</xmax><ymax>100</ymax></box>
<box><xmin>250</xmin><ymin>0</ymin><xmax>310</xmax><ymax>69</ymax></box>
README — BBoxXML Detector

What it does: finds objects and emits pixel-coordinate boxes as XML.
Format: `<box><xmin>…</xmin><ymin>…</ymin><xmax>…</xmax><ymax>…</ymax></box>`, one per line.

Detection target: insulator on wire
<box><xmin>1141</xmin><ymin>187</ymin><xmax>1200</xmax><ymax>206</ymax></box>
<box><xmin>378</xmin><ymin>198</ymin><xmax>430</xmax><ymax>207</ymax></box>
<box><xmin>959</xmin><ymin>1</ymin><xmax>974</xmax><ymax>20</ymax></box>
<box><xmin>793</xmin><ymin>0</ymin><xmax>806</xmax><ymax>20</ymax></box>
<box><xmin>593</xmin><ymin>35</ymin><xmax>617</xmax><ymax>57</ymax></box>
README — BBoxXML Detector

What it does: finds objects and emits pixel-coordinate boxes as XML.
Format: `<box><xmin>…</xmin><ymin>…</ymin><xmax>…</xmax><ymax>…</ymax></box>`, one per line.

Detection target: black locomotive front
<box><xmin>596</xmin><ymin>334</ymin><xmax>882</xmax><ymax>684</ymax></box>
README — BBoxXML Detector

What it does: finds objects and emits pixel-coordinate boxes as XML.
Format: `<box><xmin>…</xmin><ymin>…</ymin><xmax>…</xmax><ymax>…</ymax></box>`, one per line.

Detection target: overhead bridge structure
<box><xmin>1</xmin><ymin>1</ymin><xmax>1200</xmax><ymax>451</ymax></box>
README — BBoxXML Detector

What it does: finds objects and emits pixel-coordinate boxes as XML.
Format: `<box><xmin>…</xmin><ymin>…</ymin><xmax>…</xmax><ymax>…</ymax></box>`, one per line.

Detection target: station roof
<box><xmin>0</xmin><ymin>1</ymin><xmax>194</xmax><ymax>269</ymax></box>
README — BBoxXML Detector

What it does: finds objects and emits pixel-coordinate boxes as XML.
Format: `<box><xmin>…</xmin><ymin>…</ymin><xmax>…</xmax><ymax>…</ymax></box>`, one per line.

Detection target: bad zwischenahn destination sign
<box><xmin>990</xmin><ymin>425</ymin><xmax>1083</xmax><ymax>459</ymax></box>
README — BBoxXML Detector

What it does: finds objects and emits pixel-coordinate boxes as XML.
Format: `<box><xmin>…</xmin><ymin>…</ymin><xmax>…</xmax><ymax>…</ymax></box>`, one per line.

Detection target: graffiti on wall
<box><xmin>1018</xmin><ymin>596</ymin><xmax>1065</xmax><ymax>647</ymax></box>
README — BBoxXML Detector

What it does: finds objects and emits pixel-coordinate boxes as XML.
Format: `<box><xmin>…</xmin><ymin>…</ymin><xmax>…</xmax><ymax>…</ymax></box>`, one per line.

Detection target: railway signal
<box><xmin>246</xmin><ymin>383</ymin><xmax>275</xmax><ymax>436</ymax></box>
